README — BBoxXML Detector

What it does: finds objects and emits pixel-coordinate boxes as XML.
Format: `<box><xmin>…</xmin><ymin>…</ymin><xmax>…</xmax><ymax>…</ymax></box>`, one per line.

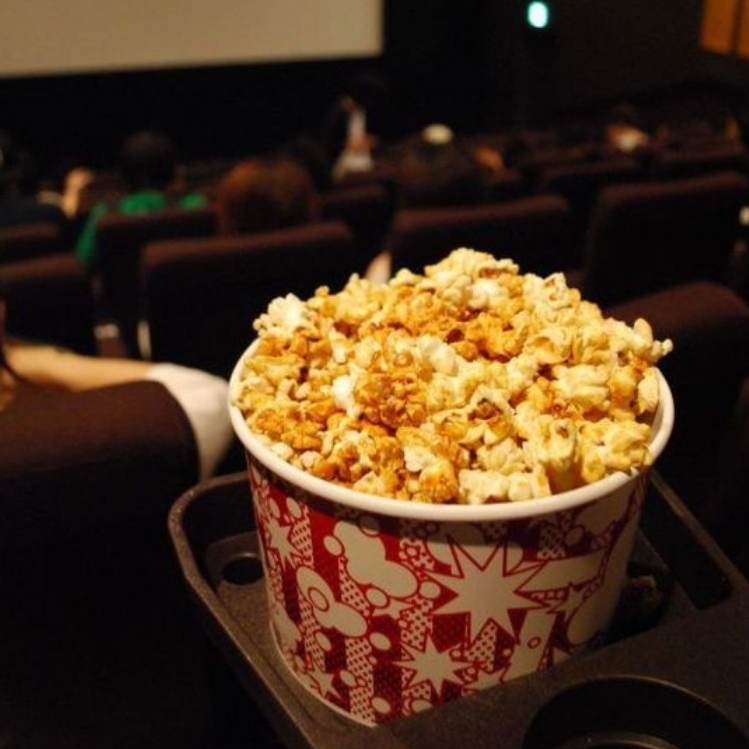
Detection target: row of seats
<box><xmin>2</xmin><ymin>170</ymin><xmax>747</xmax><ymax>375</ymax></box>
<box><xmin>3</xmin><ymin>136</ymin><xmax>747</xmax><ymax>268</ymax></box>
<box><xmin>511</xmin><ymin>140</ymin><xmax>748</xmax><ymax>181</ymax></box>
<box><xmin>11</xmin><ymin>132</ymin><xmax>742</xmax><ymax>261</ymax></box>
<box><xmin>4</xmin><ymin>142</ymin><xmax>747</xmax><ymax>272</ymax></box>
<box><xmin>142</xmin><ymin>170</ymin><xmax>749</xmax><ymax>374</ymax></box>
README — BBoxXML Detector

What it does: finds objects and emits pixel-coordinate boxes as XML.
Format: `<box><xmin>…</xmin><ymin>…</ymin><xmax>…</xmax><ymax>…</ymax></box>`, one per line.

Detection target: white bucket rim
<box><xmin>229</xmin><ymin>340</ymin><xmax>674</xmax><ymax>522</ymax></box>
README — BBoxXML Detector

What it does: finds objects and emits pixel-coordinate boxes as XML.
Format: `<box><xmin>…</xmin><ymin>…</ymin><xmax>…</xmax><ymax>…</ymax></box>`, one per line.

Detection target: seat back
<box><xmin>97</xmin><ymin>207</ymin><xmax>217</xmax><ymax>354</ymax></box>
<box><xmin>652</xmin><ymin>143</ymin><xmax>748</xmax><ymax>180</ymax></box>
<box><xmin>388</xmin><ymin>196</ymin><xmax>573</xmax><ymax>276</ymax></box>
<box><xmin>0</xmin><ymin>222</ymin><xmax>62</xmax><ymax>265</ymax></box>
<box><xmin>0</xmin><ymin>254</ymin><xmax>96</xmax><ymax>353</ymax></box>
<box><xmin>485</xmin><ymin>169</ymin><xmax>529</xmax><ymax>203</ymax></box>
<box><xmin>582</xmin><ymin>171</ymin><xmax>749</xmax><ymax>307</ymax></box>
<box><xmin>538</xmin><ymin>157</ymin><xmax>643</xmax><ymax>263</ymax></box>
<box><xmin>606</xmin><ymin>282</ymin><xmax>749</xmax><ymax>524</ymax></box>
<box><xmin>320</xmin><ymin>183</ymin><xmax>393</xmax><ymax>262</ymax></box>
<box><xmin>143</xmin><ymin>221</ymin><xmax>356</xmax><ymax>375</ymax></box>
<box><xmin>513</xmin><ymin>143</ymin><xmax>600</xmax><ymax>178</ymax></box>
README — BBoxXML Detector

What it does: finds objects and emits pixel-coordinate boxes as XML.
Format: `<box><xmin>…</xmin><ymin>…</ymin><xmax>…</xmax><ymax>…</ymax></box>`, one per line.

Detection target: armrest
<box><xmin>0</xmin><ymin>380</ymin><xmax>199</xmax><ymax>547</ymax></box>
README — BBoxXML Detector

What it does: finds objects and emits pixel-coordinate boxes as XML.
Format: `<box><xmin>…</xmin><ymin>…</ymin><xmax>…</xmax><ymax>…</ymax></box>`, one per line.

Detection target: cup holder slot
<box><xmin>205</xmin><ymin>531</ymin><xmax>264</xmax><ymax>588</ymax></box>
<box><xmin>222</xmin><ymin>555</ymin><xmax>264</xmax><ymax>585</ymax></box>
<box><xmin>523</xmin><ymin>677</ymin><xmax>748</xmax><ymax>749</ymax></box>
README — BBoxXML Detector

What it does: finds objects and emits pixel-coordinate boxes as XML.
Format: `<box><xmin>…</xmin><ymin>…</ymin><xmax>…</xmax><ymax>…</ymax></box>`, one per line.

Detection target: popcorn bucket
<box><xmin>229</xmin><ymin>344</ymin><xmax>674</xmax><ymax>726</ymax></box>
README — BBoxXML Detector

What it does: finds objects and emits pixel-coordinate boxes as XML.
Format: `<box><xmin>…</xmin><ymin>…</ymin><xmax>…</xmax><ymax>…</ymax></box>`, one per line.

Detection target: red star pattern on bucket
<box><xmin>248</xmin><ymin>458</ymin><xmax>643</xmax><ymax>726</ymax></box>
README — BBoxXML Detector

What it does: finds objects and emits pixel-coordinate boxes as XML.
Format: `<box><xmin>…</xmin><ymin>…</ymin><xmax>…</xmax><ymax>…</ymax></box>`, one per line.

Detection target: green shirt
<box><xmin>75</xmin><ymin>190</ymin><xmax>207</xmax><ymax>268</ymax></box>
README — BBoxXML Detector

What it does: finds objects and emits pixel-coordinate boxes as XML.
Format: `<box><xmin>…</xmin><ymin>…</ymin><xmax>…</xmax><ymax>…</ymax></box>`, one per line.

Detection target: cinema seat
<box><xmin>0</xmin><ymin>379</ymin><xmax>209</xmax><ymax>749</ymax></box>
<box><xmin>0</xmin><ymin>221</ymin><xmax>63</xmax><ymax>265</ymax></box>
<box><xmin>0</xmin><ymin>253</ymin><xmax>96</xmax><ymax>353</ymax></box>
<box><xmin>320</xmin><ymin>182</ymin><xmax>393</xmax><ymax>262</ymax></box>
<box><xmin>581</xmin><ymin>171</ymin><xmax>749</xmax><ymax>307</ymax></box>
<box><xmin>142</xmin><ymin>221</ymin><xmax>355</xmax><ymax>376</ymax></box>
<box><xmin>538</xmin><ymin>156</ymin><xmax>643</xmax><ymax>263</ymax></box>
<box><xmin>97</xmin><ymin>206</ymin><xmax>217</xmax><ymax>355</ymax></box>
<box><xmin>652</xmin><ymin>142</ymin><xmax>748</xmax><ymax>180</ymax></box>
<box><xmin>485</xmin><ymin>169</ymin><xmax>529</xmax><ymax>204</ymax></box>
<box><xmin>388</xmin><ymin>196</ymin><xmax>573</xmax><ymax>277</ymax></box>
<box><xmin>703</xmin><ymin>376</ymin><xmax>749</xmax><ymax>577</ymax></box>
<box><xmin>606</xmin><ymin>282</ymin><xmax>749</xmax><ymax>525</ymax></box>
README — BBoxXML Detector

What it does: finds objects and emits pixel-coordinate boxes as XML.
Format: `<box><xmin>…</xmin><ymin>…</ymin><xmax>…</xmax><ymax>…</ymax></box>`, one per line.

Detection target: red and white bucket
<box><xmin>229</xmin><ymin>343</ymin><xmax>674</xmax><ymax>726</ymax></box>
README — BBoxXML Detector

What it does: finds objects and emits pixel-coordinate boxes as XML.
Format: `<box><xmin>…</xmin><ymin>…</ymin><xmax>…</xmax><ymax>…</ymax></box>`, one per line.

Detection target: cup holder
<box><xmin>523</xmin><ymin>677</ymin><xmax>748</xmax><ymax>749</ymax></box>
<box><xmin>222</xmin><ymin>555</ymin><xmax>264</xmax><ymax>585</ymax></box>
<box><xmin>205</xmin><ymin>531</ymin><xmax>264</xmax><ymax>588</ymax></box>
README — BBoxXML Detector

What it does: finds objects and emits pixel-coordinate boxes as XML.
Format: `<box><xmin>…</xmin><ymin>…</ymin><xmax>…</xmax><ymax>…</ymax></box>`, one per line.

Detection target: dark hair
<box><xmin>120</xmin><ymin>131</ymin><xmax>176</xmax><ymax>191</ymax></box>
<box><xmin>398</xmin><ymin>138</ymin><xmax>485</xmax><ymax>209</ymax></box>
<box><xmin>216</xmin><ymin>158</ymin><xmax>318</xmax><ymax>235</ymax></box>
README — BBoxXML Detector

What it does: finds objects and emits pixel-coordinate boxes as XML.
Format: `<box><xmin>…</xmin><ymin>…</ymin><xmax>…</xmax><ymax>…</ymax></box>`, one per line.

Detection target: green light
<box><xmin>527</xmin><ymin>1</ymin><xmax>550</xmax><ymax>29</ymax></box>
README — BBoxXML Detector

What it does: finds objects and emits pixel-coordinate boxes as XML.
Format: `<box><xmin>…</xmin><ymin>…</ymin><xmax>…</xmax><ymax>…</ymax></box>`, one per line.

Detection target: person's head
<box><xmin>120</xmin><ymin>131</ymin><xmax>177</xmax><ymax>192</ymax></box>
<box><xmin>216</xmin><ymin>158</ymin><xmax>318</xmax><ymax>235</ymax></box>
<box><xmin>281</xmin><ymin>135</ymin><xmax>332</xmax><ymax>192</ymax></box>
<box><xmin>398</xmin><ymin>125</ymin><xmax>485</xmax><ymax>209</ymax></box>
<box><xmin>605</xmin><ymin>103</ymin><xmax>650</xmax><ymax>154</ymax></box>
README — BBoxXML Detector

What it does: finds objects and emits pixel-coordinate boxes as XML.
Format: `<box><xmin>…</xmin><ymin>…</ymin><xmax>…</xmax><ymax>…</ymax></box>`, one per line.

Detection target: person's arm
<box><xmin>60</xmin><ymin>168</ymin><xmax>95</xmax><ymax>219</ymax></box>
<box><xmin>0</xmin><ymin>380</ymin><xmax>199</xmax><ymax>547</ymax></box>
<box><xmin>6</xmin><ymin>344</ymin><xmax>233</xmax><ymax>479</ymax></box>
<box><xmin>6</xmin><ymin>345</ymin><xmax>153</xmax><ymax>391</ymax></box>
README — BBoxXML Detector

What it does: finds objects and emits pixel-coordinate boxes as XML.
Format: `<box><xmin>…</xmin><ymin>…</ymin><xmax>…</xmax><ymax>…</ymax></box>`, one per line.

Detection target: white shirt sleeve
<box><xmin>146</xmin><ymin>363</ymin><xmax>234</xmax><ymax>480</ymax></box>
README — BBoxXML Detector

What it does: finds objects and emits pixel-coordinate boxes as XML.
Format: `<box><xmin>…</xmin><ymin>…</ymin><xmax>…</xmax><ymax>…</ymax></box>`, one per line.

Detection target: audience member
<box><xmin>75</xmin><ymin>131</ymin><xmax>206</xmax><ymax>268</ymax></box>
<box><xmin>215</xmin><ymin>158</ymin><xmax>318</xmax><ymax>235</ymax></box>
<box><xmin>473</xmin><ymin>144</ymin><xmax>506</xmax><ymax>176</ymax></box>
<box><xmin>365</xmin><ymin>125</ymin><xmax>485</xmax><ymax>285</ymax></box>
<box><xmin>0</xmin><ymin>132</ymin><xmax>66</xmax><ymax>231</ymax></box>
<box><xmin>321</xmin><ymin>72</ymin><xmax>388</xmax><ymax>182</ymax></box>
<box><xmin>397</xmin><ymin>124</ymin><xmax>485</xmax><ymax>208</ymax></box>
<box><xmin>59</xmin><ymin>167</ymin><xmax>96</xmax><ymax>219</ymax></box>
<box><xmin>604</xmin><ymin>104</ymin><xmax>651</xmax><ymax>154</ymax></box>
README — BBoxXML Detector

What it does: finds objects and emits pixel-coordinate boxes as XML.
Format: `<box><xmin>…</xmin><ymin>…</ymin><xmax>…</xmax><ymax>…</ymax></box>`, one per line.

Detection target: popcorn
<box><xmin>459</xmin><ymin>469</ymin><xmax>510</xmax><ymax>504</ymax></box>
<box><xmin>234</xmin><ymin>249</ymin><xmax>672</xmax><ymax>504</ymax></box>
<box><xmin>332</xmin><ymin>374</ymin><xmax>358</xmax><ymax>416</ymax></box>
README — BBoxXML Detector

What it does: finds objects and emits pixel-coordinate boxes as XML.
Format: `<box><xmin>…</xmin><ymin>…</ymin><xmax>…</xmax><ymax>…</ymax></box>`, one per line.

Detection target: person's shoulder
<box><xmin>178</xmin><ymin>192</ymin><xmax>207</xmax><ymax>209</ymax></box>
<box><xmin>118</xmin><ymin>190</ymin><xmax>167</xmax><ymax>214</ymax></box>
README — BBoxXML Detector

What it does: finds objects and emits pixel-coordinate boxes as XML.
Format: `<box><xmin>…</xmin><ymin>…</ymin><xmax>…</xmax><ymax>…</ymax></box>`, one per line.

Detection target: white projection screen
<box><xmin>0</xmin><ymin>0</ymin><xmax>382</xmax><ymax>77</ymax></box>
